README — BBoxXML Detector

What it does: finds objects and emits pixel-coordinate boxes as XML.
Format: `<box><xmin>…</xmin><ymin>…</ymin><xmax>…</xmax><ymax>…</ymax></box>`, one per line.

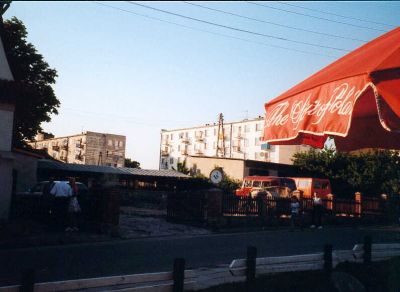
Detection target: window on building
<box><xmin>179</xmin><ymin>132</ymin><xmax>184</xmax><ymax>139</ymax></box>
<box><xmin>170</xmin><ymin>133</ymin><xmax>174</xmax><ymax>140</ymax></box>
<box><xmin>233</xmin><ymin>126</ymin><xmax>237</xmax><ymax>133</ymax></box>
<box><xmin>256</xmin><ymin>123</ymin><xmax>263</xmax><ymax>131</ymax></box>
<box><xmin>214</xmin><ymin>128</ymin><xmax>217</xmax><ymax>136</ymax></box>
<box><xmin>204</xmin><ymin>143</ymin><xmax>207</xmax><ymax>150</ymax></box>
<box><xmin>108</xmin><ymin>140</ymin><xmax>112</xmax><ymax>146</ymax></box>
<box><xmin>255</xmin><ymin>137</ymin><xmax>261</xmax><ymax>146</ymax></box>
<box><xmin>161</xmin><ymin>158</ymin><xmax>165</xmax><ymax>164</ymax></box>
<box><xmin>244</xmin><ymin>125</ymin><xmax>250</xmax><ymax>133</ymax></box>
<box><xmin>170</xmin><ymin>157</ymin><xmax>174</xmax><ymax>164</ymax></box>
<box><xmin>205</xmin><ymin>129</ymin><xmax>209</xmax><ymax>137</ymax></box>
<box><xmin>119</xmin><ymin>141</ymin><xmax>124</xmax><ymax>147</ymax></box>
<box><xmin>224</xmin><ymin>147</ymin><xmax>229</xmax><ymax>155</ymax></box>
<box><xmin>177</xmin><ymin>157</ymin><xmax>181</xmax><ymax>164</ymax></box>
<box><xmin>238</xmin><ymin>126</ymin><xmax>242</xmax><ymax>133</ymax></box>
<box><xmin>178</xmin><ymin>145</ymin><xmax>181</xmax><ymax>151</ymax></box>
<box><xmin>244</xmin><ymin>139</ymin><xmax>249</xmax><ymax>147</ymax></box>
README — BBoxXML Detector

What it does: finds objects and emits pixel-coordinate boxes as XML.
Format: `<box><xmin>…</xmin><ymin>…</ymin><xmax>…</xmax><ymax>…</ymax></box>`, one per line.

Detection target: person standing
<box><xmin>50</xmin><ymin>180</ymin><xmax>72</xmax><ymax>231</ymax></box>
<box><xmin>66</xmin><ymin>177</ymin><xmax>81</xmax><ymax>232</ymax></box>
<box><xmin>311</xmin><ymin>192</ymin><xmax>324</xmax><ymax>229</ymax></box>
<box><xmin>290</xmin><ymin>195</ymin><xmax>301</xmax><ymax>230</ymax></box>
<box><xmin>42</xmin><ymin>177</ymin><xmax>55</xmax><ymax>224</ymax></box>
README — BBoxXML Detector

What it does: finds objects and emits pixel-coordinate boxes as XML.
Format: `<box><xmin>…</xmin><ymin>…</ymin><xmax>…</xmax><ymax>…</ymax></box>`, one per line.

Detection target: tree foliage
<box><xmin>293</xmin><ymin>149</ymin><xmax>400</xmax><ymax>198</ymax></box>
<box><xmin>218</xmin><ymin>174</ymin><xmax>241</xmax><ymax>195</ymax></box>
<box><xmin>1</xmin><ymin>17</ymin><xmax>59</xmax><ymax>146</ymax></box>
<box><xmin>124</xmin><ymin>158</ymin><xmax>141</xmax><ymax>169</ymax></box>
<box><xmin>174</xmin><ymin>159</ymin><xmax>190</xmax><ymax>175</ymax></box>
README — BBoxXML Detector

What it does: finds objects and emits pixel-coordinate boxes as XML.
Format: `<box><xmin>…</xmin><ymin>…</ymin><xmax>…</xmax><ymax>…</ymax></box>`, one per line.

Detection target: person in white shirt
<box><xmin>311</xmin><ymin>193</ymin><xmax>324</xmax><ymax>229</ymax></box>
<box><xmin>50</xmin><ymin>181</ymin><xmax>72</xmax><ymax>197</ymax></box>
<box><xmin>290</xmin><ymin>195</ymin><xmax>302</xmax><ymax>230</ymax></box>
<box><xmin>50</xmin><ymin>181</ymin><xmax>72</xmax><ymax>230</ymax></box>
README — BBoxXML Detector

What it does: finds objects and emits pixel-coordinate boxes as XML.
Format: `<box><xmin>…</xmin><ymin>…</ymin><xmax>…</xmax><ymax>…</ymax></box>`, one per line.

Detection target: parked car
<box><xmin>15</xmin><ymin>181</ymin><xmax>91</xmax><ymax>220</ymax></box>
<box><xmin>290</xmin><ymin>177</ymin><xmax>332</xmax><ymax>199</ymax></box>
<box><xmin>235</xmin><ymin>176</ymin><xmax>297</xmax><ymax>198</ymax></box>
<box><xmin>18</xmin><ymin>181</ymin><xmax>89</xmax><ymax>197</ymax></box>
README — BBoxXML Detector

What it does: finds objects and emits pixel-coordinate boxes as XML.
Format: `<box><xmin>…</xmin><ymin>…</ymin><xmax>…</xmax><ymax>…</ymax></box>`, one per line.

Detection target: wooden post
<box><xmin>363</xmin><ymin>235</ymin><xmax>372</xmax><ymax>265</ymax></box>
<box><xmin>173</xmin><ymin>258</ymin><xmax>185</xmax><ymax>292</ymax></box>
<box><xmin>323</xmin><ymin>244</ymin><xmax>333</xmax><ymax>274</ymax></box>
<box><xmin>20</xmin><ymin>269</ymin><xmax>35</xmax><ymax>292</ymax></box>
<box><xmin>246</xmin><ymin>246</ymin><xmax>257</xmax><ymax>291</ymax></box>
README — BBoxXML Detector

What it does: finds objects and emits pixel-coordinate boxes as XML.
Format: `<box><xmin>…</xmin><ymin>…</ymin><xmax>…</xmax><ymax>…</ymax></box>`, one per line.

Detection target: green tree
<box><xmin>124</xmin><ymin>158</ymin><xmax>141</xmax><ymax>169</ymax></box>
<box><xmin>173</xmin><ymin>159</ymin><xmax>190</xmax><ymax>175</ymax></box>
<box><xmin>1</xmin><ymin>17</ymin><xmax>59</xmax><ymax>146</ymax></box>
<box><xmin>293</xmin><ymin>149</ymin><xmax>400</xmax><ymax>198</ymax></box>
<box><xmin>218</xmin><ymin>174</ymin><xmax>241</xmax><ymax>195</ymax></box>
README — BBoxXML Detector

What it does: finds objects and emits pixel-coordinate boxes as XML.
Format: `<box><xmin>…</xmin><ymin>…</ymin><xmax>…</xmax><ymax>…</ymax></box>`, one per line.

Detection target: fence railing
<box><xmin>2</xmin><ymin>237</ymin><xmax>399</xmax><ymax>292</ymax></box>
<box><xmin>222</xmin><ymin>195</ymin><xmax>387</xmax><ymax>218</ymax></box>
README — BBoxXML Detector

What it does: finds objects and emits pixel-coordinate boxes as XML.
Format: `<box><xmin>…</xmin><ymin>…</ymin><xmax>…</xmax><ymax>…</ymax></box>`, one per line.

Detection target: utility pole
<box><xmin>215</xmin><ymin>113</ymin><xmax>225</xmax><ymax>157</ymax></box>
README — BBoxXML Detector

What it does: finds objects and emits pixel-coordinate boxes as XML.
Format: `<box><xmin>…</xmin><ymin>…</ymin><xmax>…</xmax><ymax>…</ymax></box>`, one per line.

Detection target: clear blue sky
<box><xmin>5</xmin><ymin>1</ymin><xmax>400</xmax><ymax>168</ymax></box>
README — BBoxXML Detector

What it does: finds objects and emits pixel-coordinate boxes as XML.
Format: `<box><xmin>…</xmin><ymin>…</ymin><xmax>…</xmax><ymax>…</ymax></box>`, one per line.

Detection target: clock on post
<box><xmin>210</xmin><ymin>168</ymin><xmax>224</xmax><ymax>184</ymax></box>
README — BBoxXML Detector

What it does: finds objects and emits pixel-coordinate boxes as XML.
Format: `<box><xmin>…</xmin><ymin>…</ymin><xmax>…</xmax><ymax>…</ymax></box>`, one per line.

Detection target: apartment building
<box><xmin>159</xmin><ymin>117</ymin><xmax>311</xmax><ymax>170</ymax></box>
<box><xmin>29</xmin><ymin>131</ymin><xmax>126</xmax><ymax>167</ymax></box>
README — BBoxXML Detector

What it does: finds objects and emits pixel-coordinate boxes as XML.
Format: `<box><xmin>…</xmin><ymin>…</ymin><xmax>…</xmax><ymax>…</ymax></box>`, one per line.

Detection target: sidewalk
<box><xmin>0</xmin><ymin>208</ymin><xmax>211</xmax><ymax>249</ymax></box>
<box><xmin>1</xmin><ymin>208</ymin><xmax>398</xmax><ymax>249</ymax></box>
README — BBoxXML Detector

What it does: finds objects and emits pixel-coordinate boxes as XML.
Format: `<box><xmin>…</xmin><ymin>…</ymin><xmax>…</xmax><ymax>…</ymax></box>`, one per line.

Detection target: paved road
<box><xmin>0</xmin><ymin>226</ymin><xmax>399</xmax><ymax>286</ymax></box>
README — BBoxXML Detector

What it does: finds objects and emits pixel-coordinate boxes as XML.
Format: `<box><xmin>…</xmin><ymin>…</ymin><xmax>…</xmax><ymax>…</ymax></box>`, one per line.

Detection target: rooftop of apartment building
<box><xmin>160</xmin><ymin>116</ymin><xmax>264</xmax><ymax>133</ymax></box>
<box><xmin>32</xmin><ymin>131</ymin><xmax>126</xmax><ymax>142</ymax></box>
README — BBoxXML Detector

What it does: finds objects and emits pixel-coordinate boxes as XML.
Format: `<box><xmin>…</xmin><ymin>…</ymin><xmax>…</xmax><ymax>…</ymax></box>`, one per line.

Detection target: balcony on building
<box><xmin>235</xmin><ymin>133</ymin><xmax>243</xmax><ymax>139</ymax></box>
<box><xmin>181</xmin><ymin>137</ymin><xmax>190</xmax><ymax>144</ymax></box>
<box><xmin>161</xmin><ymin>150</ymin><xmax>169</xmax><ymax>156</ymax></box>
<box><xmin>181</xmin><ymin>149</ymin><xmax>188</xmax><ymax>156</ymax></box>
<box><xmin>52</xmin><ymin>145</ymin><xmax>60</xmax><ymax>151</ymax></box>
<box><xmin>233</xmin><ymin>146</ymin><xmax>242</xmax><ymax>153</ymax></box>
<box><xmin>195</xmin><ymin>149</ymin><xmax>204</xmax><ymax>155</ymax></box>
<box><xmin>195</xmin><ymin>131</ymin><xmax>204</xmax><ymax>142</ymax></box>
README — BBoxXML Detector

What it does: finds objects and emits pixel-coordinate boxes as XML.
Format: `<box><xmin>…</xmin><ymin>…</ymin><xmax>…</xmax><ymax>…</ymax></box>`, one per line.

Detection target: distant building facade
<box><xmin>29</xmin><ymin>131</ymin><xmax>126</xmax><ymax>167</ymax></box>
<box><xmin>159</xmin><ymin>117</ymin><xmax>312</xmax><ymax>170</ymax></box>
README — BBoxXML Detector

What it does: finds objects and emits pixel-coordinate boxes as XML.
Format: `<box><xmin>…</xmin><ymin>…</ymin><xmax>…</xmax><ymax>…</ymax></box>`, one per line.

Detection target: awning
<box><xmin>263</xmin><ymin>27</ymin><xmax>400</xmax><ymax>151</ymax></box>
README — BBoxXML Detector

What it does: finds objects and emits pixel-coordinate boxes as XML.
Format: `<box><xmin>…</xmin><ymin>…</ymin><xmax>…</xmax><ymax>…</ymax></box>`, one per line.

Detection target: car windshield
<box><xmin>31</xmin><ymin>183</ymin><xmax>44</xmax><ymax>192</ymax></box>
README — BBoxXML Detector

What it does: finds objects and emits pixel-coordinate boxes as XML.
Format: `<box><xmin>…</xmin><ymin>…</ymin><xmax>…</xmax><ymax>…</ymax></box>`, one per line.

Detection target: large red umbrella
<box><xmin>263</xmin><ymin>27</ymin><xmax>400</xmax><ymax>151</ymax></box>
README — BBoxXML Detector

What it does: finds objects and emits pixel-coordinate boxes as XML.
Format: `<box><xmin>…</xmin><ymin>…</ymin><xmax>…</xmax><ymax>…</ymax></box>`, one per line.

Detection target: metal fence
<box><xmin>222</xmin><ymin>195</ymin><xmax>387</xmax><ymax>218</ymax></box>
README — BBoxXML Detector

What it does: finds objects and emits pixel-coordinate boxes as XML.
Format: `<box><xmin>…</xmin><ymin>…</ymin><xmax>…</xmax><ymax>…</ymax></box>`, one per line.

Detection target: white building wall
<box><xmin>159</xmin><ymin>117</ymin><xmax>312</xmax><ymax>170</ymax></box>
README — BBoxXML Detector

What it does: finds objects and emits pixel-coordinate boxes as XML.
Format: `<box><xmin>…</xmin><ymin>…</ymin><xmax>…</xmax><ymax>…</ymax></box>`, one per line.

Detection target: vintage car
<box><xmin>235</xmin><ymin>176</ymin><xmax>297</xmax><ymax>198</ymax></box>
